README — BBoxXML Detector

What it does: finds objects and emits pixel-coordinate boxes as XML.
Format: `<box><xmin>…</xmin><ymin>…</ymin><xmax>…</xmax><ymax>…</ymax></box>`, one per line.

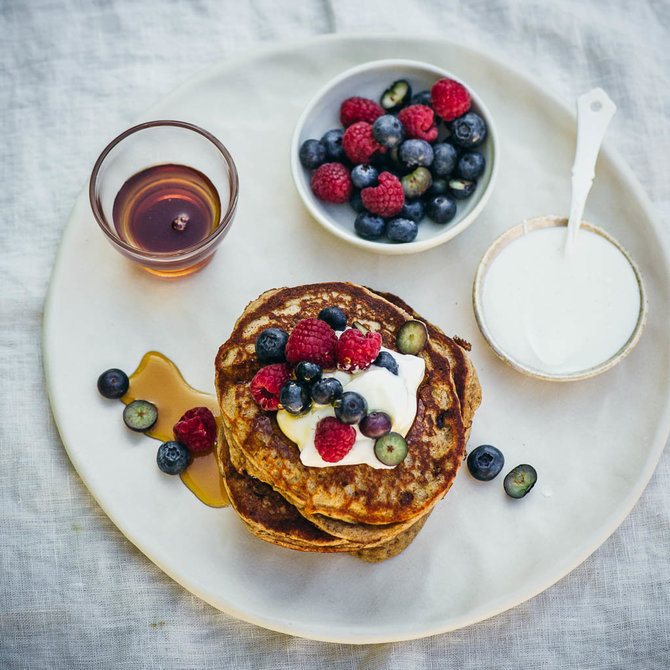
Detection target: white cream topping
<box><xmin>276</xmin><ymin>346</ymin><xmax>425</xmax><ymax>469</ymax></box>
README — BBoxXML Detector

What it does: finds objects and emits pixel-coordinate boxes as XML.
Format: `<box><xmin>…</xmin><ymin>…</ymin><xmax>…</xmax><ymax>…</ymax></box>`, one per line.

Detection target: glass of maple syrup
<box><xmin>89</xmin><ymin>120</ymin><xmax>239</xmax><ymax>278</ymax></box>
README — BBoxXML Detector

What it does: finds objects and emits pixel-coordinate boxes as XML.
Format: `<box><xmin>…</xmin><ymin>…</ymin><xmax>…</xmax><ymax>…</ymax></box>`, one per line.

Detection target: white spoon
<box><xmin>564</xmin><ymin>88</ymin><xmax>616</xmax><ymax>256</ymax></box>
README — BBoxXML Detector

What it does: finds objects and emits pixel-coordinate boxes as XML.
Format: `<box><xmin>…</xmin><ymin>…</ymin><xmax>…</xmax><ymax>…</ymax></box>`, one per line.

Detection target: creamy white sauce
<box><xmin>481</xmin><ymin>227</ymin><xmax>641</xmax><ymax>374</ymax></box>
<box><xmin>276</xmin><ymin>346</ymin><xmax>425</xmax><ymax>468</ymax></box>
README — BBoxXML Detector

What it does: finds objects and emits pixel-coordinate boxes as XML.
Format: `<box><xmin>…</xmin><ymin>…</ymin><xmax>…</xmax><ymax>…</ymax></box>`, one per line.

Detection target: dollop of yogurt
<box><xmin>276</xmin><ymin>347</ymin><xmax>425</xmax><ymax>469</ymax></box>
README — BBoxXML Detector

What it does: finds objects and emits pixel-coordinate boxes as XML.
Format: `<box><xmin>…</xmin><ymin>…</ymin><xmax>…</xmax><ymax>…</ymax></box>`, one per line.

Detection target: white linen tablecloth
<box><xmin>2</xmin><ymin>0</ymin><xmax>668</xmax><ymax>667</ymax></box>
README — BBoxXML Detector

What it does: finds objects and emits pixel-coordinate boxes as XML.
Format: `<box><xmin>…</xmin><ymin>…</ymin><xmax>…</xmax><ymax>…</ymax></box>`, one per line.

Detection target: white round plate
<box><xmin>43</xmin><ymin>35</ymin><xmax>670</xmax><ymax>644</ymax></box>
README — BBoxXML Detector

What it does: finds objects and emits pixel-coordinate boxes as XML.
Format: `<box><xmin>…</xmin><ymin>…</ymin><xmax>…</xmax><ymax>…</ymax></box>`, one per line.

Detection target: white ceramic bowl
<box><xmin>290</xmin><ymin>59</ymin><xmax>499</xmax><ymax>255</ymax></box>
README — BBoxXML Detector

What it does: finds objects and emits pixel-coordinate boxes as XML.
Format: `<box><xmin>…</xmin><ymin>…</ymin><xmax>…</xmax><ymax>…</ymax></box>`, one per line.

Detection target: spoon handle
<box><xmin>565</xmin><ymin>88</ymin><xmax>616</xmax><ymax>254</ymax></box>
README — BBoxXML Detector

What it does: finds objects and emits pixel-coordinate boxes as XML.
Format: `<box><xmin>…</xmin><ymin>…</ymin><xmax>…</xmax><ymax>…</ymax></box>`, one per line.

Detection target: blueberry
<box><xmin>351</xmin><ymin>164</ymin><xmax>379</xmax><ymax>189</ymax></box>
<box><xmin>427</xmin><ymin>177</ymin><xmax>449</xmax><ymax>197</ymax></box>
<box><xmin>295</xmin><ymin>361</ymin><xmax>322</xmax><ymax>385</ymax></box>
<box><xmin>397</xmin><ymin>320</ymin><xmax>427</xmax><ymax>355</ymax></box>
<box><xmin>400</xmin><ymin>198</ymin><xmax>425</xmax><ymax>223</ymax></box>
<box><xmin>360</xmin><ymin>411</ymin><xmax>392</xmax><ymax>438</ymax></box>
<box><xmin>432</xmin><ymin>143</ymin><xmax>458</xmax><ymax>177</ymax></box>
<box><xmin>279</xmin><ymin>380</ymin><xmax>311</xmax><ymax>415</ymax></box>
<box><xmin>310</xmin><ymin>377</ymin><xmax>343</xmax><ymax>405</ymax></box>
<box><xmin>97</xmin><ymin>368</ymin><xmax>129</xmax><ymax>399</ymax></box>
<box><xmin>349</xmin><ymin>188</ymin><xmax>365</xmax><ymax>213</ymax></box>
<box><xmin>299</xmin><ymin>139</ymin><xmax>326</xmax><ymax>170</ymax></box>
<box><xmin>355</xmin><ymin>212</ymin><xmax>386</xmax><ymax>240</ymax></box>
<box><xmin>426</xmin><ymin>195</ymin><xmax>457</xmax><ymax>224</ymax></box>
<box><xmin>410</xmin><ymin>90</ymin><xmax>432</xmax><ymax>106</ymax></box>
<box><xmin>156</xmin><ymin>441</ymin><xmax>191</xmax><ymax>475</ymax></box>
<box><xmin>321</xmin><ymin>128</ymin><xmax>346</xmax><ymax>161</ymax></box>
<box><xmin>334</xmin><ymin>391</ymin><xmax>367</xmax><ymax>424</ymax></box>
<box><xmin>503</xmin><ymin>464</ymin><xmax>537</xmax><ymax>498</ymax></box>
<box><xmin>123</xmin><ymin>399</ymin><xmax>158</xmax><ymax>432</ymax></box>
<box><xmin>372</xmin><ymin>114</ymin><xmax>405</xmax><ymax>149</ymax></box>
<box><xmin>401</xmin><ymin>167</ymin><xmax>432</xmax><ymax>199</ymax></box>
<box><xmin>374</xmin><ymin>432</ymin><xmax>408</xmax><ymax>466</ymax></box>
<box><xmin>374</xmin><ymin>351</ymin><xmax>399</xmax><ymax>375</ymax></box>
<box><xmin>450</xmin><ymin>112</ymin><xmax>487</xmax><ymax>148</ymax></box>
<box><xmin>380</xmin><ymin>79</ymin><xmax>412</xmax><ymax>113</ymax></box>
<box><xmin>458</xmin><ymin>151</ymin><xmax>486</xmax><ymax>180</ymax></box>
<box><xmin>387</xmin><ymin>218</ymin><xmax>418</xmax><ymax>243</ymax></box>
<box><xmin>467</xmin><ymin>445</ymin><xmax>505</xmax><ymax>481</ymax></box>
<box><xmin>318</xmin><ymin>306</ymin><xmax>347</xmax><ymax>331</ymax></box>
<box><xmin>398</xmin><ymin>139</ymin><xmax>434</xmax><ymax>169</ymax></box>
<box><xmin>255</xmin><ymin>328</ymin><xmax>289</xmax><ymax>364</ymax></box>
<box><xmin>448</xmin><ymin>178</ymin><xmax>476</xmax><ymax>199</ymax></box>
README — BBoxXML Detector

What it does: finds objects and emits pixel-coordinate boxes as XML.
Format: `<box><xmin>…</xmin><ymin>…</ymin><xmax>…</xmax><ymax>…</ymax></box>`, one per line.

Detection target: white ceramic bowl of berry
<box><xmin>291</xmin><ymin>59</ymin><xmax>499</xmax><ymax>255</ymax></box>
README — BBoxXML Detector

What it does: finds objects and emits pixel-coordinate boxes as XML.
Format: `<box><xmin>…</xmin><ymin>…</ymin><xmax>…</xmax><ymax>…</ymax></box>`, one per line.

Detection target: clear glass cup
<box><xmin>89</xmin><ymin>120</ymin><xmax>239</xmax><ymax>279</ymax></box>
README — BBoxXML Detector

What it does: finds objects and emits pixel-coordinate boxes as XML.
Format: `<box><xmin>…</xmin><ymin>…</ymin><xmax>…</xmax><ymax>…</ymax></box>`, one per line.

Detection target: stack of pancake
<box><xmin>214</xmin><ymin>282</ymin><xmax>481</xmax><ymax>562</ymax></box>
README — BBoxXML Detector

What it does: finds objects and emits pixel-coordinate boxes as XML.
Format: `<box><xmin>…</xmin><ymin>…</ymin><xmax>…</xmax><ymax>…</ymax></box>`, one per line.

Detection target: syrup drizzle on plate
<box><xmin>120</xmin><ymin>351</ymin><xmax>229</xmax><ymax>508</ymax></box>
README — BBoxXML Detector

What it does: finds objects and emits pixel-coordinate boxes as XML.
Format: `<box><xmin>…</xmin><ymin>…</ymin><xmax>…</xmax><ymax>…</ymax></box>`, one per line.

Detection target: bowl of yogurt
<box><xmin>473</xmin><ymin>216</ymin><xmax>648</xmax><ymax>381</ymax></box>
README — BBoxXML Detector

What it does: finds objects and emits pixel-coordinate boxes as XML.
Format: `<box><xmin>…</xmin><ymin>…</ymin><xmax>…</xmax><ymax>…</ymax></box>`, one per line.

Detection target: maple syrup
<box><xmin>112</xmin><ymin>164</ymin><xmax>221</xmax><ymax>254</ymax></box>
<box><xmin>121</xmin><ymin>351</ymin><xmax>229</xmax><ymax>508</ymax></box>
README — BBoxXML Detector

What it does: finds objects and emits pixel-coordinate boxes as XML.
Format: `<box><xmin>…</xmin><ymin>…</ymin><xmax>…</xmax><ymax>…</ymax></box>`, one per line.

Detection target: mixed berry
<box><xmin>466</xmin><ymin>443</ymin><xmax>537</xmax><ymax>499</ymax></box>
<box><xmin>299</xmin><ymin>75</ymin><xmax>489</xmax><ymax>243</ymax></box>
<box><xmin>249</xmin><ymin>309</ymin><xmax>427</xmax><ymax>465</ymax></box>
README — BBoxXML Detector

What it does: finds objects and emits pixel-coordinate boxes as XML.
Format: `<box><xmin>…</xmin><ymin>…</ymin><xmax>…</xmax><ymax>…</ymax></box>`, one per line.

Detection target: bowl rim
<box><xmin>290</xmin><ymin>58</ymin><xmax>499</xmax><ymax>255</ymax></box>
<box><xmin>472</xmin><ymin>215</ymin><xmax>649</xmax><ymax>381</ymax></box>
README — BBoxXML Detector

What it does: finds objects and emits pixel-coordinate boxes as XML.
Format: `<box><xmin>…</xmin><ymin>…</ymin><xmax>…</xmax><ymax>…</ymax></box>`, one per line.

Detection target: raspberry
<box><xmin>397</xmin><ymin>105</ymin><xmax>438</xmax><ymax>142</ymax></box>
<box><xmin>314</xmin><ymin>416</ymin><xmax>356</xmax><ymax>463</ymax></box>
<box><xmin>310</xmin><ymin>162</ymin><xmax>352</xmax><ymax>204</ymax></box>
<box><xmin>361</xmin><ymin>172</ymin><xmax>404</xmax><ymax>218</ymax></box>
<box><xmin>336</xmin><ymin>327</ymin><xmax>382</xmax><ymax>373</ymax></box>
<box><xmin>340</xmin><ymin>96</ymin><xmax>384</xmax><ymax>128</ymax></box>
<box><xmin>342</xmin><ymin>122</ymin><xmax>385</xmax><ymax>165</ymax></box>
<box><xmin>285</xmin><ymin>319</ymin><xmax>338</xmax><ymax>368</ymax></box>
<box><xmin>250</xmin><ymin>364</ymin><xmax>292</xmax><ymax>411</ymax></box>
<box><xmin>430</xmin><ymin>78</ymin><xmax>471</xmax><ymax>122</ymax></box>
<box><xmin>173</xmin><ymin>407</ymin><xmax>218</xmax><ymax>453</ymax></box>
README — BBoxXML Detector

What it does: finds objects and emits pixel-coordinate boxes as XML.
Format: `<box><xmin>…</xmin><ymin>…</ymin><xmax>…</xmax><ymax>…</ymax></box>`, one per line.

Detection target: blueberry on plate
<box><xmin>299</xmin><ymin>139</ymin><xmax>326</xmax><ymax>170</ymax></box>
<box><xmin>431</xmin><ymin>143</ymin><xmax>458</xmax><ymax>177</ymax></box>
<box><xmin>372</xmin><ymin>114</ymin><xmax>405</xmax><ymax>149</ymax></box>
<box><xmin>450</xmin><ymin>112</ymin><xmax>487</xmax><ymax>148</ymax></box>
<box><xmin>255</xmin><ymin>327</ymin><xmax>289</xmax><ymax>364</ymax></box>
<box><xmin>374</xmin><ymin>351</ymin><xmax>399</xmax><ymax>375</ymax></box>
<box><xmin>295</xmin><ymin>361</ymin><xmax>322</xmax><ymax>385</ymax></box>
<box><xmin>318</xmin><ymin>306</ymin><xmax>347</xmax><ymax>331</ymax></box>
<box><xmin>426</xmin><ymin>195</ymin><xmax>457</xmax><ymax>224</ymax></box>
<box><xmin>355</xmin><ymin>212</ymin><xmax>386</xmax><ymax>240</ymax></box>
<box><xmin>320</xmin><ymin>128</ymin><xmax>346</xmax><ymax>161</ymax></box>
<box><xmin>351</xmin><ymin>164</ymin><xmax>379</xmax><ymax>189</ymax></box>
<box><xmin>360</xmin><ymin>411</ymin><xmax>392</xmax><ymax>438</ymax></box>
<box><xmin>279</xmin><ymin>380</ymin><xmax>311</xmax><ymax>415</ymax></box>
<box><xmin>311</xmin><ymin>377</ymin><xmax>343</xmax><ymax>405</ymax></box>
<box><xmin>386</xmin><ymin>218</ymin><xmax>418</xmax><ymax>243</ymax></box>
<box><xmin>380</xmin><ymin>79</ymin><xmax>412</xmax><ymax>113</ymax></box>
<box><xmin>374</xmin><ymin>432</ymin><xmax>408</xmax><ymax>466</ymax></box>
<box><xmin>398</xmin><ymin>139</ymin><xmax>434</xmax><ymax>169</ymax></box>
<box><xmin>156</xmin><ymin>441</ymin><xmax>191</xmax><ymax>475</ymax></box>
<box><xmin>467</xmin><ymin>444</ymin><xmax>505</xmax><ymax>481</ymax></box>
<box><xmin>97</xmin><ymin>368</ymin><xmax>129</xmax><ymax>399</ymax></box>
<box><xmin>449</xmin><ymin>178</ymin><xmax>476</xmax><ymax>200</ymax></box>
<box><xmin>334</xmin><ymin>391</ymin><xmax>367</xmax><ymax>424</ymax></box>
<box><xmin>123</xmin><ymin>399</ymin><xmax>158</xmax><ymax>432</ymax></box>
<box><xmin>458</xmin><ymin>151</ymin><xmax>486</xmax><ymax>180</ymax></box>
<box><xmin>504</xmin><ymin>464</ymin><xmax>537</xmax><ymax>498</ymax></box>
<box><xmin>349</xmin><ymin>188</ymin><xmax>365</xmax><ymax>213</ymax></box>
<box><xmin>401</xmin><ymin>198</ymin><xmax>425</xmax><ymax>223</ymax></box>
<box><xmin>401</xmin><ymin>167</ymin><xmax>432</xmax><ymax>199</ymax></box>
<box><xmin>410</xmin><ymin>90</ymin><xmax>432</xmax><ymax>106</ymax></box>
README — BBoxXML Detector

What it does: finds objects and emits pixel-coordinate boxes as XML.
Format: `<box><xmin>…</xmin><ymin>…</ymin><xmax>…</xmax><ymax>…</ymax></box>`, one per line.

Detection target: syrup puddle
<box><xmin>120</xmin><ymin>351</ymin><xmax>229</xmax><ymax>508</ymax></box>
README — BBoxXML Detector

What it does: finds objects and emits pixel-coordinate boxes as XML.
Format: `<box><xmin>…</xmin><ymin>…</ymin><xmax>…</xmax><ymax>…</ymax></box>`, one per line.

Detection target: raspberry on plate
<box><xmin>430</xmin><ymin>78</ymin><xmax>471</xmax><ymax>122</ymax></box>
<box><xmin>340</xmin><ymin>96</ymin><xmax>385</xmax><ymax>128</ymax></box>
<box><xmin>342</xmin><ymin>122</ymin><xmax>385</xmax><ymax>165</ymax></box>
<box><xmin>397</xmin><ymin>105</ymin><xmax>438</xmax><ymax>142</ymax></box>
<box><xmin>285</xmin><ymin>319</ymin><xmax>338</xmax><ymax>368</ymax></box>
<box><xmin>336</xmin><ymin>327</ymin><xmax>382</xmax><ymax>372</ymax></box>
<box><xmin>310</xmin><ymin>162</ymin><xmax>352</xmax><ymax>204</ymax></box>
<box><xmin>173</xmin><ymin>406</ymin><xmax>218</xmax><ymax>453</ymax></box>
<box><xmin>361</xmin><ymin>172</ymin><xmax>404</xmax><ymax>218</ymax></box>
<box><xmin>314</xmin><ymin>416</ymin><xmax>357</xmax><ymax>463</ymax></box>
<box><xmin>250</xmin><ymin>363</ymin><xmax>292</xmax><ymax>411</ymax></box>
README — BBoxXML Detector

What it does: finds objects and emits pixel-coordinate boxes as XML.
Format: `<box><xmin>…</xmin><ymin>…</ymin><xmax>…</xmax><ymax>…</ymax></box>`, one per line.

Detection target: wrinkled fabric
<box><xmin>1</xmin><ymin>1</ymin><xmax>669</xmax><ymax>668</ymax></box>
